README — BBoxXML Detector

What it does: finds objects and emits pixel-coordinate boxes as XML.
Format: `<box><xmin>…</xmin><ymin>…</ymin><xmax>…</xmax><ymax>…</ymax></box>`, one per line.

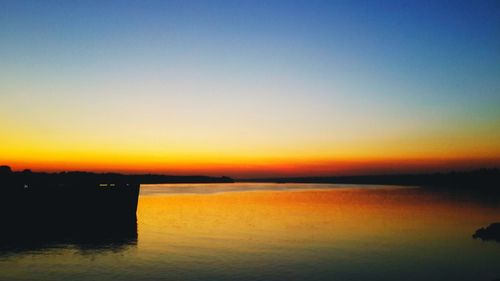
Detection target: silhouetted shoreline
<box><xmin>0</xmin><ymin>165</ymin><xmax>234</xmax><ymax>185</ymax></box>
<box><xmin>239</xmin><ymin>169</ymin><xmax>500</xmax><ymax>191</ymax></box>
<box><xmin>0</xmin><ymin>165</ymin><xmax>233</xmax><ymax>246</ymax></box>
<box><xmin>1</xmin><ymin>166</ymin><xmax>140</xmax><ymax>244</ymax></box>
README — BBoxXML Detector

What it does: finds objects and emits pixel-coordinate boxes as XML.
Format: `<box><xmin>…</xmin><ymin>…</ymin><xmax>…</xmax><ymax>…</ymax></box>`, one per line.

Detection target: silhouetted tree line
<box><xmin>242</xmin><ymin>168</ymin><xmax>500</xmax><ymax>190</ymax></box>
<box><xmin>0</xmin><ymin>165</ymin><xmax>234</xmax><ymax>186</ymax></box>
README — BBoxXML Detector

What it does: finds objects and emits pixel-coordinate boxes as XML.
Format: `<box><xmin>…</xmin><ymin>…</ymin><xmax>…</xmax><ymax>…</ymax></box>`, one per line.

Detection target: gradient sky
<box><xmin>1</xmin><ymin>0</ymin><xmax>499</xmax><ymax>177</ymax></box>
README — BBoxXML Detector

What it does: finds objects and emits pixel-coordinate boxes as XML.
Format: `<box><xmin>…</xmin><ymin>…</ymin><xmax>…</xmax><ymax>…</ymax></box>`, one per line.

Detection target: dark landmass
<box><xmin>240</xmin><ymin>168</ymin><xmax>500</xmax><ymax>191</ymax></box>
<box><xmin>0</xmin><ymin>165</ymin><xmax>232</xmax><ymax>248</ymax></box>
<box><xmin>0</xmin><ymin>166</ymin><xmax>140</xmax><ymax>244</ymax></box>
<box><xmin>0</xmin><ymin>165</ymin><xmax>234</xmax><ymax>185</ymax></box>
<box><xmin>134</xmin><ymin>173</ymin><xmax>234</xmax><ymax>184</ymax></box>
<box><xmin>473</xmin><ymin>223</ymin><xmax>500</xmax><ymax>243</ymax></box>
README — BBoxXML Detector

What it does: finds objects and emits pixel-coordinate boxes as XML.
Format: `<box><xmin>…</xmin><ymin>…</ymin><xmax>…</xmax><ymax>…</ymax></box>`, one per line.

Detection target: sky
<box><xmin>1</xmin><ymin>0</ymin><xmax>499</xmax><ymax>177</ymax></box>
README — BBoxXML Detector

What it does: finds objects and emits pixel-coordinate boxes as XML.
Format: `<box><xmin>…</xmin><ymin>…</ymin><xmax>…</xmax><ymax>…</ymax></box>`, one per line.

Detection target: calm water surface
<box><xmin>1</xmin><ymin>183</ymin><xmax>499</xmax><ymax>281</ymax></box>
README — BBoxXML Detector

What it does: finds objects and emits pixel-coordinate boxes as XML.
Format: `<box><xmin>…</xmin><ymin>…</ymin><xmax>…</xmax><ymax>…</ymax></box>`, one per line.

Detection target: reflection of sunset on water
<box><xmin>137</xmin><ymin>186</ymin><xmax>500</xmax><ymax>259</ymax></box>
<box><xmin>1</xmin><ymin>184</ymin><xmax>499</xmax><ymax>281</ymax></box>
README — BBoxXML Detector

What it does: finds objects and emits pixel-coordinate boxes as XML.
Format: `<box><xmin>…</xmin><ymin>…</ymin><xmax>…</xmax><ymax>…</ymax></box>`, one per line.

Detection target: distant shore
<box><xmin>3</xmin><ymin>166</ymin><xmax>500</xmax><ymax>189</ymax></box>
<box><xmin>0</xmin><ymin>165</ymin><xmax>234</xmax><ymax>184</ymax></box>
<box><xmin>238</xmin><ymin>169</ymin><xmax>500</xmax><ymax>191</ymax></box>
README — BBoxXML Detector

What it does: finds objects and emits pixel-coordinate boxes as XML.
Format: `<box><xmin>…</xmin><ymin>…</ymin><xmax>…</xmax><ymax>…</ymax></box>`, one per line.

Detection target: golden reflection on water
<box><xmin>1</xmin><ymin>185</ymin><xmax>500</xmax><ymax>281</ymax></box>
<box><xmin>137</xmin><ymin>186</ymin><xmax>500</xmax><ymax>256</ymax></box>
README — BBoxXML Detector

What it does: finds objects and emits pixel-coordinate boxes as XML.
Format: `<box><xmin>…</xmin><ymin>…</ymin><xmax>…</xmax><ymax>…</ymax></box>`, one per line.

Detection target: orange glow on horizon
<box><xmin>3</xmin><ymin>117</ymin><xmax>500</xmax><ymax>177</ymax></box>
<box><xmin>2</xmin><ymin>0</ymin><xmax>500</xmax><ymax>180</ymax></box>
<box><xmin>3</xmin><ymin>156</ymin><xmax>500</xmax><ymax>178</ymax></box>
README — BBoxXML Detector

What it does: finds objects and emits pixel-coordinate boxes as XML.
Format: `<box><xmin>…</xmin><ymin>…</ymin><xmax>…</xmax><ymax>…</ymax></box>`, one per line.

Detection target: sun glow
<box><xmin>1</xmin><ymin>0</ymin><xmax>499</xmax><ymax>177</ymax></box>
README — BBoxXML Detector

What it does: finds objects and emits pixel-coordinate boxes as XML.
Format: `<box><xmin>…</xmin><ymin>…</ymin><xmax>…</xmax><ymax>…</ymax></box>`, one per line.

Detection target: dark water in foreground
<box><xmin>1</xmin><ymin>183</ymin><xmax>499</xmax><ymax>281</ymax></box>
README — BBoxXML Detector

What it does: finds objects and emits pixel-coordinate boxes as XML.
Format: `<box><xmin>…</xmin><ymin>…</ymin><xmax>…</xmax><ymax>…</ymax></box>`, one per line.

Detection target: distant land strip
<box><xmin>238</xmin><ymin>169</ymin><xmax>500</xmax><ymax>190</ymax></box>
<box><xmin>0</xmin><ymin>165</ymin><xmax>234</xmax><ymax>184</ymax></box>
<box><xmin>2</xmin><ymin>166</ymin><xmax>500</xmax><ymax>189</ymax></box>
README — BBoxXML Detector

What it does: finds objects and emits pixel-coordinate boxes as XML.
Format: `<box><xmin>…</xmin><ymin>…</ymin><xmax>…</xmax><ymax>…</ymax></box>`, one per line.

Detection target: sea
<box><xmin>1</xmin><ymin>183</ymin><xmax>499</xmax><ymax>281</ymax></box>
